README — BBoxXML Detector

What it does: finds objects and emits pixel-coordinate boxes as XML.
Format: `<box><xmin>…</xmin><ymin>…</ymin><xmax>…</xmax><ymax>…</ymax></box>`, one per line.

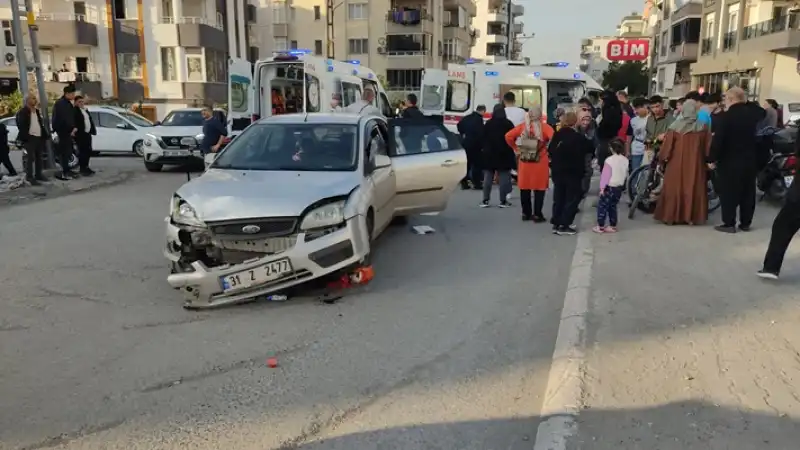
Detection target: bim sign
<box><xmin>607</xmin><ymin>39</ymin><xmax>650</xmax><ymax>61</ymax></box>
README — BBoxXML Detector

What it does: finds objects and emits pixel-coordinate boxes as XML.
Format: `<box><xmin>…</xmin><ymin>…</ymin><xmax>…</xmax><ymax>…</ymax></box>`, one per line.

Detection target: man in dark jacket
<box><xmin>708</xmin><ymin>87</ymin><xmax>766</xmax><ymax>233</ymax></box>
<box><xmin>457</xmin><ymin>104</ymin><xmax>485</xmax><ymax>189</ymax></box>
<box><xmin>758</xmin><ymin>136</ymin><xmax>800</xmax><ymax>279</ymax></box>
<box><xmin>15</xmin><ymin>94</ymin><xmax>49</xmax><ymax>185</ymax></box>
<box><xmin>400</xmin><ymin>93</ymin><xmax>424</xmax><ymax>119</ymax></box>
<box><xmin>73</xmin><ymin>95</ymin><xmax>96</xmax><ymax>175</ymax></box>
<box><xmin>0</xmin><ymin>105</ymin><xmax>18</xmax><ymax>178</ymax></box>
<box><xmin>51</xmin><ymin>84</ymin><xmax>78</xmax><ymax>179</ymax></box>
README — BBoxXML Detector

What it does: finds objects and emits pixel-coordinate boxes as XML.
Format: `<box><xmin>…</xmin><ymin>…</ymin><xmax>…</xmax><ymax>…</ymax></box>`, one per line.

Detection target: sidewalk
<box><xmin>0</xmin><ymin>167</ymin><xmax>134</xmax><ymax>206</ymax></box>
<box><xmin>573</xmin><ymin>202</ymin><xmax>800</xmax><ymax>449</ymax></box>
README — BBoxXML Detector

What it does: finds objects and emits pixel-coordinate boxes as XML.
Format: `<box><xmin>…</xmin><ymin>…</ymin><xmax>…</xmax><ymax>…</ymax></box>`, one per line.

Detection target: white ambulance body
<box><xmin>418</xmin><ymin>61</ymin><xmax>602</xmax><ymax>132</ymax></box>
<box><xmin>226</xmin><ymin>51</ymin><xmax>393</xmax><ymax>135</ymax></box>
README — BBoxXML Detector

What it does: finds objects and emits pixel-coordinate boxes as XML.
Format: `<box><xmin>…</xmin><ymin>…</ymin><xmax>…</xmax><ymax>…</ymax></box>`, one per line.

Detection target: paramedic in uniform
<box><xmin>345</xmin><ymin>87</ymin><xmax>382</xmax><ymax>116</ymax></box>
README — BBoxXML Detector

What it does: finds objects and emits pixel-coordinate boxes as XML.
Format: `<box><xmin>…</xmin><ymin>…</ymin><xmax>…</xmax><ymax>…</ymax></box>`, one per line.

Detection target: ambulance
<box><xmin>418</xmin><ymin>61</ymin><xmax>603</xmax><ymax>132</ymax></box>
<box><xmin>226</xmin><ymin>50</ymin><xmax>394</xmax><ymax>136</ymax></box>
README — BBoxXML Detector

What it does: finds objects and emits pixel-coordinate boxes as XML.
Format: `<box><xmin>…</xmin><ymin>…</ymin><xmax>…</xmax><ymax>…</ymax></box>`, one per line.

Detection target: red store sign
<box><xmin>607</xmin><ymin>39</ymin><xmax>650</xmax><ymax>62</ymax></box>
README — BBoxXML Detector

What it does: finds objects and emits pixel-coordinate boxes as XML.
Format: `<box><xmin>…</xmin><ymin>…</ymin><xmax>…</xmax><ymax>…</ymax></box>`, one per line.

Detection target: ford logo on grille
<box><xmin>171</xmin><ymin>138</ymin><xmax>179</xmax><ymax>145</ymax></box>
<box><xmin>241</xmin><ymin>225</ymin><xmax>261</xmax><ymax>234</ymax></box>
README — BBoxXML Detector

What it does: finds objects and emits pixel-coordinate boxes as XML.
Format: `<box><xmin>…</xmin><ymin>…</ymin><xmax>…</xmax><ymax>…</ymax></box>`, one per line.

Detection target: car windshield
<box><xmin>161</xmin><ymin>110</ymin><xmax>203</xmax><ymax>126</ymax></box>
<box><xmin>118</xmin><ymin>111</ymin><xmax>154</xmax><ymax>127</ymax></box>
<box><xmin>211</xmin><ymin>123</ymin><xmax>359</xmax><ymax>171</ymax></box>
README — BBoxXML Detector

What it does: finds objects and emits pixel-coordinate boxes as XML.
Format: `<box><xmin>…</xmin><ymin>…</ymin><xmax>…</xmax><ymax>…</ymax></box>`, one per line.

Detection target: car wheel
<box><xmin>144</xmin><ymin>161</ymin><xmax>163</xmax><ymax>172</ymax></box>
<box><xmin>133</xmin><ymin>140</ymin><xmax>144</xmax><ymax>157</ymax></box>
<box><xmin>57</xmin><ymin>150</ymin><xmax>79</xmax><ymax>170</ymax></box>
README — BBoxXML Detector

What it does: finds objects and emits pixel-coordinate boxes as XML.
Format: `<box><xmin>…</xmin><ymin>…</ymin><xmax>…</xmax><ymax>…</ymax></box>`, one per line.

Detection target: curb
<box><xmin>534</xmin><ymin>199</ymin><xmax>595</xmax><ymax>450</ymax></box>
<box><xmin>0</xmin><ymin>170</ymin><xmax>137</xmax><ymax>207</ymax></box>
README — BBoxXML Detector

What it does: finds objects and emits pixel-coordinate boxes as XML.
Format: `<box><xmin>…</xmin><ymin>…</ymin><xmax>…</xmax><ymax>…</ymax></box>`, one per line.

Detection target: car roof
<box><xmin>256</xmin><ymin>113</ymin><xmax>376</xmax><ymax>125</ymax></box>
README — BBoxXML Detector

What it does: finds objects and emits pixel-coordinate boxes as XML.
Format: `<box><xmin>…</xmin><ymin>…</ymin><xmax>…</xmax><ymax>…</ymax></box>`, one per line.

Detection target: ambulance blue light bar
<box><xmin>573</xmin><ymin>73</ymin><xmax>581</xmax><ymax>79</ymax></box>
<box><xmin>346</xmin><ymin>59</ymin><xmax>360</xmax><ymax>65</ymax></box>
<box><xmin>485</xmin><ymin>71</ymin><xmax>499</xmax><ymax>76</ymax></box>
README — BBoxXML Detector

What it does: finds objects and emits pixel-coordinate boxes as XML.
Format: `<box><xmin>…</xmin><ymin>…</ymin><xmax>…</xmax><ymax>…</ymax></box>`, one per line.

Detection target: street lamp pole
<box><xmin>326</xmin><ymin>0</ymin><xmax>343</xmax><ymax>59</ymax></box>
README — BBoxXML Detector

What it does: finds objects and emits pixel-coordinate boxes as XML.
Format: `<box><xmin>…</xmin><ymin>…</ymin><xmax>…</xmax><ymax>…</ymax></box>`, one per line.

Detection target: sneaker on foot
<box><xmin>604</xmin><ymin>226</ymin><xmax>618</xmax><ymax>233</ymax></box>
<box><xmin>556</xmin><ymin>226</ymin><xmax>577</xmax><ymax>236</ymax></box>
<box><xmin>592</xmin><ymin>226</ymin><xmax>605</xmax><ymax>233</ymax></box>
<box><xmin>552</xmin><ymin>225</ymin><xmax>559</xmax><ymax>234</ymax></box>
<box><xmin>479</xmin><ymin>201</ymin><xmax>490</xmax><ymax>208</ymax></box>
<box><xmin>757</xmin><ymin>269</ymin><xmax>779</xmax><ymax>280</ymax></box>
<box><xmin>498</xmin><ymin>202</ymin><xmax>511</xmax><ymax>208</ymax></box>
<box><xmin>521</xmin><ymin>215</ymin><xmax>532</xmax><ymax>221</ymax></box>
<box><xmin>568</xmin><ymin>224</ymin><xmax>577</xmax><ymax>231</ymax></box>
<box><xmin>532</xmin><ymin>216</ymin><xmax>547</xmax><ymax>223</ymax></box>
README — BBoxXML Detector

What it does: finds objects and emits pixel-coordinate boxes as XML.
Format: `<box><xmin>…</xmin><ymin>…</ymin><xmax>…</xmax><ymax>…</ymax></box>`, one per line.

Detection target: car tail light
<box><xmin>784</xmin><ymin>155</ymin><xmax>797</xmax><ymax>173</ymax></box>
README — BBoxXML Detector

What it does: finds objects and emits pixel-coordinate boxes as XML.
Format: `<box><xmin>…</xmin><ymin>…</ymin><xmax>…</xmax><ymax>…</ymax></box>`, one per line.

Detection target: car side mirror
<box><xmin>116</xmin><ymin>123</ymin><xmax>128</xmax><ymax>129</ymax></box>
<box><xmin>154</xmin><ymin>121</ymin><xmax>161</xmax><ymax>126</ymax></box>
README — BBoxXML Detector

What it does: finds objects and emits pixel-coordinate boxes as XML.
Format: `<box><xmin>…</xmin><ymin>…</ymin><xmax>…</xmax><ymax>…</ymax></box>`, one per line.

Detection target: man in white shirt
<box><xmin>503</xmin><ymin>92</ymin><xmax>526</xmax><ymax>126</ymax></box>
<box><xmin>345</xmin><ymin>87</ymin><xmax>382</xmax><ymax>116</ymax></box>
<box><xmin>73</xmin><ymin>95</ymin><xmax>97</xmax><ymax>175</ymax></box>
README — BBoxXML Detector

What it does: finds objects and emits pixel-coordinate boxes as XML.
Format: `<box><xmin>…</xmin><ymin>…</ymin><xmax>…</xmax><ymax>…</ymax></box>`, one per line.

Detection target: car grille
<box><xmin>162</xmin><ymin>136</ymin><xmax>189</xmax><ymax>148</ymax></box>
<box><xmin>218</xmin><ymin>235</ymin><xmax>298</xmax><ymax>254</ymax></box>
<box><xmin>208</xmin><ymin>218</ymin><xmax>297</xmax><ymax>238</ymax></box>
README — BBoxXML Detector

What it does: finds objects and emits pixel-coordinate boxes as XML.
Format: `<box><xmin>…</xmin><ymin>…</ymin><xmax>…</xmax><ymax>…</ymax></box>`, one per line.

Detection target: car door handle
<box><xmin>441</xmin><ymin>160</ymin><xmax>458</xmax><ymax>167</ymax></box>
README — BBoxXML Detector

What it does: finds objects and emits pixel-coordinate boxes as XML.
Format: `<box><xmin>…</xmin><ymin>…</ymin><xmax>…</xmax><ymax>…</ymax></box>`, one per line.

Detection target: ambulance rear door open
<box><xmin>472</xmin><ymin>70</ymin><xmax>547</xmax><ymax>117</ymax></box>
<box><xmin>227</xmin><ymin>58</ymin><xmax>254</xmax><ymax>136</ymax></box>
<box><xmin>419</xmin><ymin>68</ymin><xmax>448</xmax><ymax>116</ymax></box>
<box><xmin>419</xmin><ymin>67</ymin><xmax>474</xmax><ymax>130</ymax></box>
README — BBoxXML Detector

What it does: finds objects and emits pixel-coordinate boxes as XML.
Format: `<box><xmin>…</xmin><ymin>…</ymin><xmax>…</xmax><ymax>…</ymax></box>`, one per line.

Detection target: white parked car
<box><xmin>164</xmin><ymin>113</ymin><xmax>466</xmax><ymax>309</ymax></box>
<box><xmin>142</xmin><ymin>108</ymin><xmax>228</xmax><ymax>172</ymax></box>
<box><xmin>1</xmin><ymin>105</ymin><xmax>155</xmax><ymax>156</ymax></box>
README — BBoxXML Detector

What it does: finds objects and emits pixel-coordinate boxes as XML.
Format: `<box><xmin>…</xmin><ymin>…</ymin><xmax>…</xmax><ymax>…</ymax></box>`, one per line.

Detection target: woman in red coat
<box><xmin>505</xmin><ymin>106</ymin><xmax>555</xmax><ymax>221</ymax></box>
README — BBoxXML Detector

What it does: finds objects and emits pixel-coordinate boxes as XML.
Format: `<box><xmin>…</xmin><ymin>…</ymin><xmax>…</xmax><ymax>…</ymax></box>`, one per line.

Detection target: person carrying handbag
<box><xmin>505</xmin><ymin>106</ymin><xmax>555</xmax><ymax>222</ymax></box>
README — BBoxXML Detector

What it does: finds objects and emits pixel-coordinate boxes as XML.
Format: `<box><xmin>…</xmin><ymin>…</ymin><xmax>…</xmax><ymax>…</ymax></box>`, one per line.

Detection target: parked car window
<box><xmin>161</xmin><ymin>110</ymin><xmax>204</xmax><ymax>126</ymax></box>
<box><xmin>341</xmin><ymin>82</ymin><xmax>362</xmax><ymax>107</ymax></box>
<box><xmin>390</xmin><ymin>120</ymin><xmax>460</xmax><ymax>156</ymax></box>
<box><xmin>97</xmin><ymin>112</ymin><xmax>125</xmax><ymax>128</ymax></box>
<box><xmin>1</xmin><ymin>117</ymin><xmax>16</xmax><ymax>127</ymax></box>
<box><xmin>89</xmin><ymin>112</ymin><xmax>100</xmax><ymax>125</ymax></box>
<box><xmin>211</xmin><ymin>123</ymin><xmax>358</xmax><ymax>172</ymax></box>
<box><xmin>118</xmin><ymin>111</ymin><xmax>153</xmax><ymax>127</ymax></box>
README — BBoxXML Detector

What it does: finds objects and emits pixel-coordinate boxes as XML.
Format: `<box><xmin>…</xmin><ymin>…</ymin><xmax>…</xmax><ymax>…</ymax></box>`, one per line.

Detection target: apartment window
<box><xmin>348</xmin><ymin>3</ymin><xmax>368</xmax><ymax>20</ymax></box>
<box><xmin>161</xmin><ymin>0</ymin><xmax>173</xmax><ymax>18</ymax></box>
<box><xmin>314</xmin><ymin>5</ymin><xmax>321</xmax><ymax>20</ymax></box>
<box><xmin>272</xmin><ymin>2</ymin><xmax>287</xmax><ymax>24</ymax></box>
<box><xmin>386</xmin><ymin>69</ymin><xmax>422</xmax><ymax>89</ymax></box>
<box><xmin>160</xmin><ymin>47</ymin><xmax>177</xmax><ymax>81</ymax></box>
<box><xmin>290</xmin><ymin>40</ymin><xmax>298</xmax><ymax>49</ymax></box>
<box><xmin>705</xmin><ymin>13</ymin><xmax>715</xmax><ymax>38</ymax></box>
<box><xmin>593</xmin><ymin>45</ymin><xmax>600</xmax><ymax>51</ymax></box>
<box><xmin>727</xmin><ymin>5</ymin><xmax>739</xmax><ymax>32</ymax></box>
<box><xmin>348</xmin><ymin>38</ymin><xmax>368</xmax><ymax>54</ymax></box>
<box><xmin>206</xmin><ymin>50</ymin><xmax>227</xmax><ymax>83</ymax></box>
<box><xmin>117</xmin><ymin>53</ymin><xmax>142</xmax><ymax>79</ymax></box>
<box><xmin>1</xmin><ymin>21</ymin><xmax>13</xmax><ymax>47</ymax></box>
<box><xmin>114</xmin><ymin>0</ymin><xmax>126</xmax><ymax>19</ymax></box>
<box><xmin>314</xmin><ymin>39</ymin><xmax>323</xmax><ymax>55</ymax></box>
<box><xmin>274</xmin><ymin>37</ymin><xmax>288</xmax><ymax>51</ymax></box>
<box><xmin>185</xmin><ymin>48</ymin><xmax>204</xmax><ymax>81</ymax></box>
<box><xmin>660</xmin><ymin>31</ymin><xmax>668</xmax><ymax>56</ymax></box>
<box><xmin>73</xmin><ymin>1</ymin><xmax>87</xmax><ymax>18</ymax></box>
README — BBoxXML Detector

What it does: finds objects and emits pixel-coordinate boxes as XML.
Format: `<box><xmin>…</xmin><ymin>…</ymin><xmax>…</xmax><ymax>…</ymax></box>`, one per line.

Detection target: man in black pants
<box><xmin>73</xmin><ymin>95</ymin><xmax>96</xmax><ymax>176</ymax></box>
<box><xmin>708</xmin><ymin>87</ymin><xmax>765</xmax><ymax>233</ymax></box>
<box><xmin>15</xmin><ymin>94</ymin><xmax>49</xmax><ymax>185</ymax></box>
<box><xmin>51</xmin><ymin>84</ymin><xmax>78</xmax><ymax>180</ymax></box>
<box><xmin>457</xmin><ymin>104</ymin><xmax>485</xmax><ymax>189</ymax></box>
<box><xmin>759</xmin><ymin>155</ymin><xmax>800</xmax><ymax>279</ymax></box>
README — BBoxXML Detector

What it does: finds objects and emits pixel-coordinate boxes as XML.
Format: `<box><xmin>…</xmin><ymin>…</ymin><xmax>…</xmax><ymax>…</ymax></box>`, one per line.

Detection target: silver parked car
<box><xmin>164</xmin><ymin>113</ymin><xmax>466</xmax><ymax>309</ymax></box>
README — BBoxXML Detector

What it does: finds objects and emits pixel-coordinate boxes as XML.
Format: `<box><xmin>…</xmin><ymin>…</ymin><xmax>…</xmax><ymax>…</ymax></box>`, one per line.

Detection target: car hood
<box><xmin>148</xmin><ymin>126</ymin><xmax>202</xmax><ymax>137</ymax></box>
<box><xmin>175</xmin><ymin>169</ymin><xmax>361</xmax><ymax>221</ymax></box>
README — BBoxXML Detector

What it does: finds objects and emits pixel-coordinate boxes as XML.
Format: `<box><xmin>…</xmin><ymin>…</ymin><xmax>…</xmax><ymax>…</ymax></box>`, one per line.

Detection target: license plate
<box><xmin>164</xmin><ymin>150</ymin><xmax>189</xmax><ymax>157</ymax></box>
<box><xmin>220</xmin><ymin>258</ymin><xmax>293</xmax><ymax>292</ymax></box>
<box><xmin>785</xmin><ymin>176</ymin><xmax>794</xmax><ymax>187</ymax></box>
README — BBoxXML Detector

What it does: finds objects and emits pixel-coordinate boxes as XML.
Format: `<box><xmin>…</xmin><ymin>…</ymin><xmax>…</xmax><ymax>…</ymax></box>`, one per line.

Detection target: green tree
<box><xmin>0</xmin><ymin>90</ymin><xmax>23</xmax><ymax>116</ymax></box>
<box><xmin>601</xmin><ymin>61</ymin><xmax>649</xmax><ymax>96</ymax></box>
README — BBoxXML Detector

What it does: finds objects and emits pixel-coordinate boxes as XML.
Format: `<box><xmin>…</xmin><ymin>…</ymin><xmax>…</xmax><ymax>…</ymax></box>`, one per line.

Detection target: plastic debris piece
<box><xmin>411</xmin><ymin>225</ymin><xmax>435</xmax><ymax>235</ymax></box>
<box><xmin>349</xmin><ymin>266</ymin><xmax>374</xmax><ymax>284</ymax></box>
<box><xmin>267</xmin><ymin>294</ymin><xmax>289</xmax><ymax>302</ymax></box>
<box><xmin>267</xmin><ymin>357</ymin><xmax>278</xmax><ymax>368</ymax></box>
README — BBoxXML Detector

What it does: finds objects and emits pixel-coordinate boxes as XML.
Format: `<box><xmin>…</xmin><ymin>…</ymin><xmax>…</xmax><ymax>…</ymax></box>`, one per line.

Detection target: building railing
<box><xmin>742</xmin><ymin>14</ymin><xmax>799</xmax><ymax>40</ymax></box>
<box><xmin>385</xmin><ymin>9</ymin><xmax>433</xmax><ymax>25</ymax></box>
<box><xmin>701</xmin><ymin>37</ymin><xmax>714</xmax><ymax>54</ymax></box>
<box><xmin>160</xmin><ymin>16</ymin><xmax>224</xmax><ymax>30</ymax></box>
<box><xmin>722</xmin><ymin>31</ymin><xmax>737</xmax><ymax>51</ymax></box>
<box><xmin>386</xmin><ymin>50</ymin><xmax>429</xmax><ymax>56</ymax></box>
<box><xmin>39</xmin><ymin>72</ymin><xmax>101</xmax><ymax>83</ymax></box>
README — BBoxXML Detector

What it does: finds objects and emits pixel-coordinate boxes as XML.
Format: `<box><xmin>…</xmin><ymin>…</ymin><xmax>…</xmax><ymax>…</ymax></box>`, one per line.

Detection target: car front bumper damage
<box><xmin>164</xmin><ymin>216</ymin><xmax>370</xmax><ymax>309</ymax></box>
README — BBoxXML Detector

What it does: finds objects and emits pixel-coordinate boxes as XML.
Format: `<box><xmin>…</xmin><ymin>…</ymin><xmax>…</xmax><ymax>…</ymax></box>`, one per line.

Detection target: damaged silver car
<box><xmin>164</xmin><ymin>113</ymin><xmax>466</xmax><ymax>309</ymax></box>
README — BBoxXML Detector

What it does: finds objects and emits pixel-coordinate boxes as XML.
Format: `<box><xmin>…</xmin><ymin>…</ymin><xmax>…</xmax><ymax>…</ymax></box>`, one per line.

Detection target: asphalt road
<box><xmin>0</xmin><ymin>168</ymin><xmax>577</xmax><ymax>450</ymax></box>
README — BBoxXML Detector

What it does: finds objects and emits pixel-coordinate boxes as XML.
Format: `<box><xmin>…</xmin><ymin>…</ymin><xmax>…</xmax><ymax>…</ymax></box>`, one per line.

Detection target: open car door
<box><xmin>228</xmin><ymin>58</ymin><xmax>254</xmax><ymax>136</ymax></box>
<box><xmin>419</xmin><ymin>69</ymin><xmax>448</xmax><ymax>116</ymax></box>
<box><xmin>386</xmin><ymin>118</ymin><xmax>466</xmax><ymax>215</ymax></box>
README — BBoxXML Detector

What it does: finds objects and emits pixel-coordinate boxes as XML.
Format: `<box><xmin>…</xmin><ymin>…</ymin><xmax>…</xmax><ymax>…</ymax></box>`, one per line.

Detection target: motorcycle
<box><xmin>757</xmin><ymin>126</ymin><xmax>797</xmax><ymax>202</ymax></box>
<box><xmin>20</xmin><ymin>134</ymin><xmax>80</xmax><ymax>171</ymax></box>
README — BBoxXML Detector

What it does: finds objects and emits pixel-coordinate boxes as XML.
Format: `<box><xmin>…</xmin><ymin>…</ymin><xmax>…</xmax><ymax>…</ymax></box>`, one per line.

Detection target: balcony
<box><xmin>511</xmin><ymin>3</ymin><xmax>524</xmax><ymax>17</ymax></box>
<box><xmin>664</xmin><ymin>81</ymin><xmax>691</xmax><ymax>98</ymax></box>
<box><xmin>35</xmin><ymin>13</ymin><xmax>99</xmax><ymax>47</ymax></box>
<box><xmin>443</xmin><ymin>25</ymin><xmax>472</xmax><ymax>44</ymax></box>
<box><xmin>114</xmin><ymin>21</ymin><xmax>141</xmax><ymax>53</ymax></box>
<box><xmin>444</xmin><ymin>0</ymin><xmax>476</xmax><ymax>17</ymax></box>
<box><xmin>701</xmin><ymin>37</ymin><xmax>714</xmax><ymax>55</ymax></box>
<box><xmin>486</xmin><ymin>44</ymin><xmax>507</xmax><ymax>58</ymax></box>
<box><xmin>33</xmin><ymin>72</ymin><xmax>103</xmax><ymax>99</ymax></box>
<box><xmin>740</xmin><ymin>14</ymin><xmax>800</xmax><ymax>52</ymax></box>
<box><xmin>487</xmin><ymin>33</ymin><xmax>508</xmax><ymax>44</ymax></box>
<box><xmin>671</xmin><ymin>1</ymin><xmax>702</xmax><ymax>23</ymax></box>
<box><xmin>273</xmin><ymin>23</ymin><xmax>289</xmax><ymax>37</ymax></box>
<box><xmin>385</xmin><ymin>50</ymin><xmax>436</xmax><ymax>70</ymax></box>
<box><xmin>722</xmin><ymin>30</ymin><xmax>737</xmax><ymax>52</ymax></box>
<box><xmin>246</xmin><ymin>4</ymin><xmax>257</xmax><ymax>23</ymax></box>
<box><xmin>386</xmin><ymin>9</ymin><xmax>435</xmax><ymax>35</ymax></box>
<box><xmin>487</xmin><ymin>9</ymin><xmax>508</xmax><ymax>23</ymax></box>
<box><xmin>160</xmin><ymin>16</ymin><xmax>227</xmax><ymax>51</ymax></box>
<box><xmin>665</xmin><ymin>42</ymin><xmax>699</xmax><ymax>63</ymax></box>
<box><xmin>513</xmin><ymin>22</ymin><xmax>523</xmax><ymax>34</ymax></box>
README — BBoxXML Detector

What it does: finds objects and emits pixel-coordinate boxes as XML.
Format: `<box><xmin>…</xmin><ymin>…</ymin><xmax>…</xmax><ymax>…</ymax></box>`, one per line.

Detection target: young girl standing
<box><xmin>594</xmin><ymin>138</ymin><xmax>629</xmax><ymax>233</ymax></box>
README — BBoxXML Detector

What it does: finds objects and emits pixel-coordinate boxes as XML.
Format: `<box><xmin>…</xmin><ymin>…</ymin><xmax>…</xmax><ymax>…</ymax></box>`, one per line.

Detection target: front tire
<box><xmin>144</xmin><ymin>161</ymin><xmax>163</xmax><ymax>172</ymax></box>
<box><xmin>133</xmin><ymin>140</ymin><xmax>144</xmax><ymax>157</ymax></box>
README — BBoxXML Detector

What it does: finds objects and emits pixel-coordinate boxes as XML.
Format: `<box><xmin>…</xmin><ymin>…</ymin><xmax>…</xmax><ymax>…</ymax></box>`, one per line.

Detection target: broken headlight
<box><xmin>170</xmin><ymin>195</ymin><xmax>204</xmax><ymax>227</ymax></box>
<box><xmin>300</xmin><ymin>200</ymin><xmax>346</xmax><ymax>230</ymax></box>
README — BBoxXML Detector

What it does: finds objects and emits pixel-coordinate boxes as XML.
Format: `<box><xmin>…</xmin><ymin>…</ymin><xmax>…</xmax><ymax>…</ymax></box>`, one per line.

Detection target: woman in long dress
<box><xmin>505</xmin><ymin>106</ymin><xmax>555</xmax><ymax>221</ymax></box>
<box><xmin>653</xmin><ymin>99</ymin><xmax>712</xmax><ymax>225</ymax></box>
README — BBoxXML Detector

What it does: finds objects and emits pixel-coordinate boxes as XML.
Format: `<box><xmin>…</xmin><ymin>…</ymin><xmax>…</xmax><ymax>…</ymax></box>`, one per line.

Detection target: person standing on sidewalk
<box><xmin>15</xmin><ymin>94</ymin><xmax>49</xmax><ymax>185</ymax></box>
<box><xmin>549</xmin><ymin>110</ymin><xmax>593</xmax><ymax>233</ymax></box>
<box><xmin>200</xmin><ymin>106</ymin><xmax>227</xmax><ymax>154</ymax></box>
<box><xmin>51</xmin><ymin>84</ymin><xmax>78</xmax><ymax>180</ymax></box>
<box><xmin>708</xmin><ymin>87</ymin><xmax>765</xmax><ymax>233</ymax></box>
<box><xmin>505</xmin><ymin>106</ymin><xmax>555</xmax><ymax>221</ymax></box>
<box><xmin>73</xmin><ymin>95</ymin><xmax>96</xmax><ymax>176</ymax></box>
<box><xmin>0</xmin><ymin>105</ymin><xmax>18</xmax><ymax>178</ymax></box>
<box><xmin>479</xmin><ymin>104</ymin><xmax>515</xmax><ymax>208</ymax></box>
<box><xmin>457</xmin><ymin>104</ymin><xmax>486</xmax><ymax>190</ymax></box>
<box><xmin>758</xmin><ymin>143</ymin><xmax>800</xmax><ymax>280</ymax></box>
<box><xmin>593</xmin><ymin>138</ymin><xmax>629</xmax><ymax>234</ymax></box>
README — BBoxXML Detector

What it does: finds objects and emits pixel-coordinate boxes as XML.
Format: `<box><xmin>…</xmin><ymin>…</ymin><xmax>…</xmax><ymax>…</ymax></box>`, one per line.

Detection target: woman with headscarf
<box><xmin>596</xmin><ymin>90</ymin><xmax>625</xmax><ymax>170</ymax></box>
<box><xmin>480</xmin><ymin>104</ymin><xmax>516</xmax><ymax>207</ymax></box>
<box><xmin>505</xmin><ymin>106</ymin><xmax>555</xmax><ymax>221</ymax></box>
<box><xmin>653</xmin><ymin>99</ymin><xmax>713</xmax><ymax>225</ymax></box>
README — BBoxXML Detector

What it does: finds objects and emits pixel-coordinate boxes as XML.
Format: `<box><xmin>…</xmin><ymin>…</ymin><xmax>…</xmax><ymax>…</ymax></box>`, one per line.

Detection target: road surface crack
<box><xmin>19</xmin><ymin>419</ymin><xmax>126</xmax><ymax>450</ymax></box>
<box><xmin>36</xmin><ymin>287</ymin><xmax>113</xmax><ymax>305</ymax></box>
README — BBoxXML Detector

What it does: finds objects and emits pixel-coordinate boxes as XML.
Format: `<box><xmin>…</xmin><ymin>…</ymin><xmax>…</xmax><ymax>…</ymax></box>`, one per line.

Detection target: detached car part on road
<box><xmin>164</xmin><ymin>113</ymin><xmax>466</xmax><ymax>309</ymax></box>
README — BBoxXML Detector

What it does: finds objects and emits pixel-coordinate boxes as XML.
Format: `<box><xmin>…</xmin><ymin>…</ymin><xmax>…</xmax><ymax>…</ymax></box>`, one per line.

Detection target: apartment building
<box><xmin>282</xmin><ymin>0</ymin><xmax>477</xmax><ymax>92</ymax></box>
<box><xmin>470</xmin><ymin>0</ymin><xmax>524</xmax><ymax>63</ymax></box>
<box><xmin>649</xmin><ymin>0</ymin><xmax>702</xmax><ymax>98</ymax></box>
<box><xmin>580</xmin><ymin>13</ymin><xmax>649</xmax><ymax>83</ymax></box>
<box><xmin>0</xmin><ymin>0</ymin><xmax>269</xmax><ymax>120</ymax></box>
<box><xmin>692</xmin><ymin>0</ymin><xmax>800</xmax><ymax>106</ymax></box>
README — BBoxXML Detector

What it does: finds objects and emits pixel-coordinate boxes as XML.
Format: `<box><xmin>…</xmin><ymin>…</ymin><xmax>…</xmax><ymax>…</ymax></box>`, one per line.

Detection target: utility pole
<box><xmin>325</xmin><ymin>0</ymin><xmax>343</xmax><ymax>59</ymax></box>
<box><xmin>505</xmin><ymin>0</ymin><xmax>512</xmax><ymax>60</ymax></box>
<box><xmin>9</xmin><ymin>0</ymin><xmax>55</xmax><ymax>168</ymax></box>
